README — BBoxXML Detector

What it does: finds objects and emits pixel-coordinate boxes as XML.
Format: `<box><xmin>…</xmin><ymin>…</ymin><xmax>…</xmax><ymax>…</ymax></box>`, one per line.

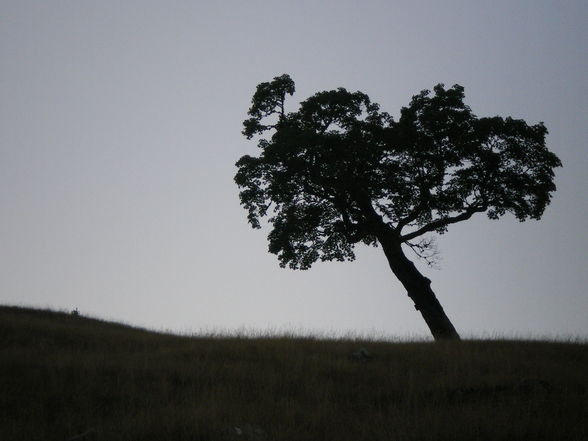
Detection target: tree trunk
<box><xmin>378</xmin><ymin>232</ymin><xmax>461</xmax><ymax>341</ymax></box>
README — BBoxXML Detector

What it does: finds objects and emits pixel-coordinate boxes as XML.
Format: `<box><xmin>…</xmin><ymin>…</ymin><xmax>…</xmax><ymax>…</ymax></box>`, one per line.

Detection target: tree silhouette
<box><xmin>235</xmin><ymin>74</ymin><xmax>561</xmax><ymax>340</ymax></box>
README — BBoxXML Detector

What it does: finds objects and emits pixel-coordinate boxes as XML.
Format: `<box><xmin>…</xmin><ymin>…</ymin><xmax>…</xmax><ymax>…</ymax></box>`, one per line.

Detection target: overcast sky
<box><xmin>1</xmin><ymin>1</ymin><xmax>586</xmax><ymax>339</ymax></box>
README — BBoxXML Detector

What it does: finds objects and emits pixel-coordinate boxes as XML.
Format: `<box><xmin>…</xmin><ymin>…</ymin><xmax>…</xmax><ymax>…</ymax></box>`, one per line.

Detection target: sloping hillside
<box><xmin>1</xmin><ymin>305</ymin><xmax>586</xmax><ymax>441</ymax></box>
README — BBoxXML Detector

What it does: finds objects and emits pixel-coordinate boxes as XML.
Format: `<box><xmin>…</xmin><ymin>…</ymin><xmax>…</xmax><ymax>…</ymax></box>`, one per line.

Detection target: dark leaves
<box><xmin>235</xmin><ymin>75</ymin><xmax>561</xmax><ymax>269</ymax></box>
<box><xmin>242</xmin><ymin>74</ymin><xmax>295</xmax><ymax>139</ymax></box>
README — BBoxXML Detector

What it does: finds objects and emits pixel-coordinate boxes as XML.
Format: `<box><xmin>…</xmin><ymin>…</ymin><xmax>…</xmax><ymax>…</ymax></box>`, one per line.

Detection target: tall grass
<box><xmin>1</xmin><ymin>305</ymin><xmax>586</xmax><ymax>441</ymax></box>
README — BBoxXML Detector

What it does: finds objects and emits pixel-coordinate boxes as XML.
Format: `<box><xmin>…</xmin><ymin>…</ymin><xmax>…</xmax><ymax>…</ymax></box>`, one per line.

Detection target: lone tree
<box><xmin>235</xmin><ymin>74</ymin><xmax>561</xmax><ymax>340</ymax></box>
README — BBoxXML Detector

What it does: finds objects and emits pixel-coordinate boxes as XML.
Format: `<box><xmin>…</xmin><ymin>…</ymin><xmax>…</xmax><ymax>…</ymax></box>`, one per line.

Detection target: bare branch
<box><xmin>405</xmin><ymin>237</ymin><xmax>441</xmax><ymax>268</ymax></box>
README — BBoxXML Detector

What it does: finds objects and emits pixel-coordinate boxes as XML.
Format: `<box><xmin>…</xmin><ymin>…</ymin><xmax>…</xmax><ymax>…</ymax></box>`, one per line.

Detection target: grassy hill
<box><xmin>1</xmin><ymin>305</ymin><xmax>587</xmax><ymax>441</ymax></box>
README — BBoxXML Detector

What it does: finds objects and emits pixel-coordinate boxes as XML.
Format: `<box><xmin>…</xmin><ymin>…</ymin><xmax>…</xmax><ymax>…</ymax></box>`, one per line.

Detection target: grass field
<box><xmin>1</xmin><ymin>305</ymin><xmax>587</xmax><ymax>441</ymax></box>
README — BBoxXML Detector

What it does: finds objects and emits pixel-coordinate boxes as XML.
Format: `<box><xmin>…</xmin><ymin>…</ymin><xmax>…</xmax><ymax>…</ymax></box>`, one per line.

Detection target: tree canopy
<box><xmin>235</xmin><ymin>74</ymin><xmax>561</xmax><ymax>271</ymax></box>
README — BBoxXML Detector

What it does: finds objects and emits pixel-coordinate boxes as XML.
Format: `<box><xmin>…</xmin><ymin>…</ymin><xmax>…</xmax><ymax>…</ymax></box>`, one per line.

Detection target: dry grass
<box><xmin>1</xmin><ymin>305</ymin><xmax>587</xmax><ymax>441</ymax></box>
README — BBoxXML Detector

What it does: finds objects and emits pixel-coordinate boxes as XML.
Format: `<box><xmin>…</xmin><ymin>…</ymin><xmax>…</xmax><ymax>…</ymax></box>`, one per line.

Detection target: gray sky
<box><xmin>1</xmin><ymin>0</ymin><xmax>586</xmax><ymax>339</ymax></box>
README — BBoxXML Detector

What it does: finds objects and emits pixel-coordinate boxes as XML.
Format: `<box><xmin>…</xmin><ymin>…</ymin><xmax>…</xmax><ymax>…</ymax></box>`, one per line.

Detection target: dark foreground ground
<box><xmin>1</xmin><ymin>305</ymin><xmax>587</xmax><ymax>441</ymax></box>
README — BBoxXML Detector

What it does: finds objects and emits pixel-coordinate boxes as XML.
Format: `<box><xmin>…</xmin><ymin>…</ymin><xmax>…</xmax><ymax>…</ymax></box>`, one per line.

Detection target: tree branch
<box><xmin>300</xmin><ymin>180</ymin><xmax>368</xmax><ymax>243</ymax></box>
<box><xmin>400</xmin><ymin>205</ymin><xmax>487</xmax><ymax>242</ymax></box>
<box><xmin>395</xmin><ymin>187</ymin><xmax>431</xmax><ymax>233</ymax></box>
<box><xmin>405</xmin><ymin>237</ymin><xmax>440</xmax><ymax>268</ymax></box>
<box><xmin>338</xmin><ymin>206</ymin><xmax>368</xmax><ymax>243</ymax></box>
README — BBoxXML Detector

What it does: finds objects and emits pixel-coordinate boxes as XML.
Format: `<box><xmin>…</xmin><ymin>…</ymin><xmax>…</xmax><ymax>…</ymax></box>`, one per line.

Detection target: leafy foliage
<box><xmin>235</xmin><ymin>75</ymin><xmax>561</xmax><ymax>269</ymax></box>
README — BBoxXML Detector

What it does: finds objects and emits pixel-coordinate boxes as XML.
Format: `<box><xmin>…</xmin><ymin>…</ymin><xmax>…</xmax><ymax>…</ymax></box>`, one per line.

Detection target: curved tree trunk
<box><xmin>378</xmin><ymin>232</ymin><xmax>461</xmax><ymax>341</ymax></box>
